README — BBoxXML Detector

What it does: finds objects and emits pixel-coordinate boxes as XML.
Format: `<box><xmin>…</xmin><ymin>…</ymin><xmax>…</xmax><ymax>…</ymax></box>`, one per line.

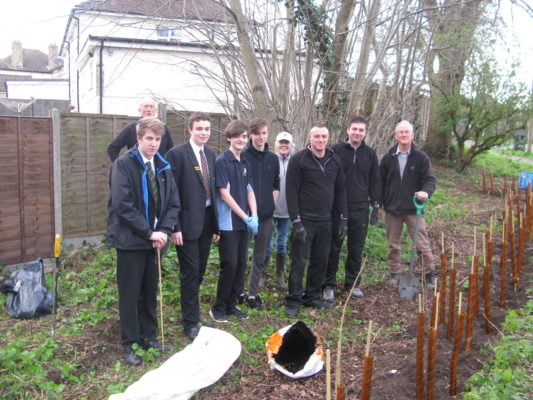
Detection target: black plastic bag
<box><xmin>1</xmin><ymin>259</ymin><xmax>53</xmax><ymax>319</ymax></box>
<box><xmin>274</xmin><ymin>321</ymin><xmax>317</xmax><ymax>373</ymax></box>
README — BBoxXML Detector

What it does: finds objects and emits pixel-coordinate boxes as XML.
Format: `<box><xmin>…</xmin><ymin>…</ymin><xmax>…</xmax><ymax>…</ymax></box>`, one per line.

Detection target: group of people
<box><xmin>106</xmin><ymin>99</ymin><xmax>437</xmax><ymax>366</ymax></box>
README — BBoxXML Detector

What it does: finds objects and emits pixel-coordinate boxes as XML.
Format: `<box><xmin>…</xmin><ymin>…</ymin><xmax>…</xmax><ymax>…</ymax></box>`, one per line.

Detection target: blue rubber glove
<box><xmin>244</xmin><ymin>215</ymin><xmax>259</xmax><ymax>235</ymax></box>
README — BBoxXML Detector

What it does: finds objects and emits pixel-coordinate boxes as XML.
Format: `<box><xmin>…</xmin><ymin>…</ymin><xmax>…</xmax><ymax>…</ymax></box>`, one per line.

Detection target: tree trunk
<box><xmin>423</xmin><ymin>0</ymin><xmax>485</xmax><ymax>159</ymax></box>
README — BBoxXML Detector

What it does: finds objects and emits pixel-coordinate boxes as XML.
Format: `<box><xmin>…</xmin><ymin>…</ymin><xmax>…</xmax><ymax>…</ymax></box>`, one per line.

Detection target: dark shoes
<box><xmin>227</xmin><ymin>306</ymin><xmax>249</xmax><ymax>320</ymax></box>
<box><xmin>237</xmin><ymin>293</ymin><xmax>246</xmax><ymax>305</ymax></box>
<box><xmin>209</xmin><ymin>308</ymin><xmax>229</xmax><ymax>323</ymax></box>
<box><xmin>123</xmin><ymin>345</ymin><xmax>142</xmax><ymax>366</ymax></box>
<box><xmin>246</xmin><ymin>296</ymin><xmax>268</xmax><ymax>310</ymax></box>
<box><xmin>184</xmin><ymin>325</ymin><xmax>200</xmax><ymax>341</ymax></box>
<box><xmin>303</xmin><ymin>299</ymin><xmax>333</xmax><ymax>309</ymax></box>
<box><xmin>285</xmin><ymin>303</ymin><xmax>299</xmax><ymax>318</ymax></box>
<box><xmin>322</xmin><ymin>286</ymin><xmax>335</xmax><ymax>302</ymax></box>
<box><xmin>142</xmin><ymin>338</ymin><xmax>171</xmax><ymax>352</ymax></box>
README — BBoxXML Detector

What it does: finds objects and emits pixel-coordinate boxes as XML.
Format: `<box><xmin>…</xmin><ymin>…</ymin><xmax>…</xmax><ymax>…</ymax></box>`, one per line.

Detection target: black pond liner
<box><xmin>273</xmin><ymin>321</ymin><xmax>317</xmax><ymax>373</ymax></box>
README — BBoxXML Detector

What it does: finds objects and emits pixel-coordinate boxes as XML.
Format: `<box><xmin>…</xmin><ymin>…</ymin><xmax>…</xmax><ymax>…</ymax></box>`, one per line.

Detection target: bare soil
<box><xmin>3</xmin><ymin>163</ymin><xmax>530</xmax><ymax>399</ymax></box>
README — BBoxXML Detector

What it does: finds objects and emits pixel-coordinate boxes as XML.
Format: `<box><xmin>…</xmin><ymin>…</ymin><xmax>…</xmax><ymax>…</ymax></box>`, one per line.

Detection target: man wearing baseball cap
<box><xmin>265</xmin><ymin>131</ymin><xmax>294</xmax><ymax>289</ymax></box>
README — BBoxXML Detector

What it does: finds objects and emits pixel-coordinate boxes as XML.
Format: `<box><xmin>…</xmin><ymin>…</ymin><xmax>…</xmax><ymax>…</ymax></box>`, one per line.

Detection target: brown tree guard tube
<box><xmin>503</xmin><ymin>175</ymin><xmax>508</xmax><ymax>194</ymax></box>
<box><xmin>483</xmin><ymin>256</ymin><xmax>492</xmax><ymax>334</ymax></box>
<box><xmin>447</xmin><ymin>244</ymin><xmax>456</xmax><ymax>340</ymax></box>
<box><xmin>518</xmin><ymin>213</ymin><xmax>525</xmax><ymax>279</ymax></box>
<box><xmin>335</xmin><ymin>383</ymin><xmax>345</xmax><ymax>400</ymax></box>
<box><xmin>360</xmin><ymin>320</ymin><xmax>373</xmax><ymax>400</ymax></box>
<box><xmin>489</xmin><ymin>170</ymin><xmax>494</xmax><ymax>195</ymax></box>
<box><xmin>361</xmin><ymin>355</ymin><xmax>374</xmax><ymax>400</ymax></box>
<box><xmin>500</xmin><ymin>217</ymin><xmax>508</xmax><ymax>308</ymax></box>
<box><xmin>416</xmin><ymin>295</ymin><xmax>425</xmax><ymax>400</ymax></box>
<box><xmin>465</xmin><ymin>258</ymin><xmax>475</xmax><ymax>353</ymax></box>
<box><xmin>507</xmin><ymin>193</ymin><xmax>517</xmax><ymax>290</ymax></box>
<box><xmin>450</xmin><ymin>294</ymin><xmax>465</xmax><ymax>396</ymax></box>
<box><xmin>481</xmin><ymin>168</ymin><xmax>486</xmax><ymax>192</ymax></box>
<box><xmin>473</xmin><ymin>255</ymin><xmax>480</xmax><ymax>318</ymax></box>
<box><xmin>426</xmin><ymin>295</ymin><xmax>438</xmax><ymax>400</ymax></box>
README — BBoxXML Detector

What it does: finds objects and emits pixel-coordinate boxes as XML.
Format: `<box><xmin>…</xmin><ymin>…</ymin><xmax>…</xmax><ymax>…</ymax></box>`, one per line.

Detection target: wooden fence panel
<box><xmin>0</xmin><ymin>116</ymin><xmax>54</xmax><ymax>265</ymax></box>
<box><xmin>60</xmin><ymin>114</ymin><xmax>136</xmax><ymax>238</ymax></box>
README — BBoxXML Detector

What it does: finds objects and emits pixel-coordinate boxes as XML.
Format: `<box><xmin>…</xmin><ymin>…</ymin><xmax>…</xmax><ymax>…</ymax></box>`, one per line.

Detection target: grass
<box><xmin>463</xmin><ymin>300</ymin><xmax>533</xmax><ymax>400</ymax></box>
<box><xmin>0</xmin><ymin>151</ymin><xmax>530</xmax><ymax>399</ymax></box>
<box><xmin>472</xmin><ymin>151</ymin><xmax>532</xmax><ymax>177</ymax></box>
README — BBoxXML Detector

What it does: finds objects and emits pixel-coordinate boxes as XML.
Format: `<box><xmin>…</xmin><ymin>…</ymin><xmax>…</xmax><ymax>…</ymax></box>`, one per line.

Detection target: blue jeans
<box><xmin>266</xmin><ymin>217</ymin><xmax>291</xmax><ymax>257</ymax></box>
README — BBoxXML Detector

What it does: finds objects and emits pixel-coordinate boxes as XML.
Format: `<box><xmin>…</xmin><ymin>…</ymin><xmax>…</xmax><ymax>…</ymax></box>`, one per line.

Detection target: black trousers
<box><xmin>176</xmin><ymin>207</ymin><xmax>214</xmax><ymax>330</ymax></box>
<box><xmin>286</xmin><ymin>218</ymin><xmax>332</xmax><ymax>306</ymax></box>
<box><xmin>116</xmin><ymin>248</ymin><xmax>158</xmax><ymax>346</ymax></box>
<box><xmin>325</xmin><ymin>208</ymin><xmax>369</xmax><ymax>290</ymax></box>
<box><xmin>212</xmin><ymin>230</ymin><xmax>249</xmax><ymax>314</ymax></box>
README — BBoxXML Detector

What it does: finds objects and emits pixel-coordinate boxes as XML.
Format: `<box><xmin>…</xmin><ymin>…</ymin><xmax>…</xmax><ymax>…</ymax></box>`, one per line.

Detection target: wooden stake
<box><xmin>489</xmin><ymin>170</ymin><xmax>495</xmax><ymax>195</ymax></box>
<box><xmin>430</xmin><ymin>281</ymin><xmax>438</xmax><ymax>329</ymax></box>
<box><xmin>483</xmin><ymin>248</ymin><xmax>493</xmax><ymax>334</ymax></box>
<box><xmin>465</xmin><ymin>262</ymin><xmax>475</xmax><ymax>353</ymax></box>
<box><xmin>450</xmin><ymin>293</ymin><xmax>465</xmax><ymax>396</ymax></box>
<box><xmin>326</xmin><ymin>349</ymin><xmax>331</xmax><ymax>400</ymax></box>
<box><xmin>482</xmin><ymin>168</ymin><xmax>486</xmax><ymax>192</ymax></box>
<box><xmin>439</xmin><ymin>244</ymin><xmax>447</xmax><ymax>325</ymax></box>
<box><xmin>416</xmin><ymin>295</ymin><xmax>425</xmax><ymax>400</ymax></box>
<box><xmin>447</xmin><ymin>244</ymin><xmax>456</xmax><ymax>341</ymax></box>
<box><xmin>473</xmin><ymin>255</ymin><xmax>480</xmax><ymax>318</ymax></box>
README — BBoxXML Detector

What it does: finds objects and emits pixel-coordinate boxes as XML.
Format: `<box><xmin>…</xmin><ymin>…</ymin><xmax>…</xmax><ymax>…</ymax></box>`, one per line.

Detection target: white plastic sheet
<box><xmin>109</xmin><ymin>327</ymin><xmax>241</xmax><ymax>400</ymax></box>
<box><xmin>265</xmin><ymin>323</ymin><xmax>324</xmax><ymax>379</ymax></box>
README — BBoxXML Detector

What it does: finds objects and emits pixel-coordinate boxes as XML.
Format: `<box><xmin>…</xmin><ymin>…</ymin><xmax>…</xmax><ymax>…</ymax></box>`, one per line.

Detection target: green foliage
<box><xmin>463</xmin><ymin>301</ymin><xmax>533</xmax><ymax>399</ymax></box>
<box><xmin>435</xmin><ymin>27</ymin><xmax>532</xmax><ymax>172</ymax></box>
<box><xmin>472</xmin><ymin>151</ymin><xmax>532</xmax><ymax>177</ymax></box>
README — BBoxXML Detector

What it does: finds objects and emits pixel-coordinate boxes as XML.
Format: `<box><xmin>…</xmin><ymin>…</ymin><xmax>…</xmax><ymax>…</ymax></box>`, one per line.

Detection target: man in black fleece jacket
<box><xmin>242</xmin><ymin>119</ymin><xmax>280</xmax><ymax>310</ymax></box>
<box><xmin>380</xmin><ymin>120</ymin><xmax>436</xmax><ymax>286</ymax></box>
<box><xmin>107</xmin><ymin>99</ymin><xmax>174</xmax><ymax>162</ymax></box>
<box><xmin>285</xmin><ymin>123</ymin><xmax>347</xmax><ymax>318</ymax></box>
<box><xmin>323</xmin><ymin>116</ymin><xmax>381</xmax><ymax>301</ymax></box>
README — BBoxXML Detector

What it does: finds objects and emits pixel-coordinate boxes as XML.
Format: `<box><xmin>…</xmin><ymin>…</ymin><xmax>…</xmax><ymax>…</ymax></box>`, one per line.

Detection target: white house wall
<box><xmin>77</xmin><ymin>42</ymin><xmax>228</xmax><ymax>115</ymax></box>
<box><xmin>64</xmin><ymin>11</ymin><xmax>234</xmax><ymax>115</ymax></box>
<box><xmin>6</xmin><ymin>80</ymin><xmax>69</xmax><ymax>100</ymax></box>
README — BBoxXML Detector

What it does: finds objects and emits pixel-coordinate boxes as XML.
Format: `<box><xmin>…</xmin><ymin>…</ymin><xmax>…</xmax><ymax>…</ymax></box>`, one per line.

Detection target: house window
<box><xmin>157</xmin><ymin>26</ymin><xmax>181</xmax><ymax>42</ymax></box>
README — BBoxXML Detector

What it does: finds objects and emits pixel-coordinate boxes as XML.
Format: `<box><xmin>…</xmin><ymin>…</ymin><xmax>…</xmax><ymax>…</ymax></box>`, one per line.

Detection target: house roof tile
<box><xmin>0</xmin><ymin>49</ymin><xmax>48</xmax><ymax>72</ymax></box>
<box><xmin>75</xmin><ymin>0</ymin><xmax>231</xmax><ymax>22</ymax></box>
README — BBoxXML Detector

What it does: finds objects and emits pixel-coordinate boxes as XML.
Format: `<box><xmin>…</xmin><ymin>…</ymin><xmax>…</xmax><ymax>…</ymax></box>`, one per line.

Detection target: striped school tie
<box><xmin>199</xmin><ymin>149</ymin><xmax>211</xmax><ymax>201</ymax></box>
<box><xmin>145</xmin><ymin>162</ymin><xmax>160</xmax><ymax>215</ymax></box>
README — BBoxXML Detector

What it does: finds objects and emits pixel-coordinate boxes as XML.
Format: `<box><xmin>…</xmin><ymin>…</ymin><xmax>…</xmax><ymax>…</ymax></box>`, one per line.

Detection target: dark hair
<box><xmin>348</xmin><ymin>116</ymin><xmax>367</xmax><ymax>128</ymax></box>
<box><xmin>225</xmin><ymin>120</ymin><xmax>249</xmax><ymax>139</ymax></box>
<box><xmin>188</xmin><ymin>112</ymin><xmax>211</xmax><ymax>129</ymax></box>
<box><xmin>249</xmin><ymin>118</ymin><xmax>267</xmax><ymax>135</ymax></box>
<box><xmin>137</xmin><ymin>117</ymin><xmax>164</xmax><ymax>137</ymax></box>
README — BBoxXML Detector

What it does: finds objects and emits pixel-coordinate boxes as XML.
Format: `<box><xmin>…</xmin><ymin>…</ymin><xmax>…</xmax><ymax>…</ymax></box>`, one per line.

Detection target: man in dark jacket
<box><xmin>242</xmin><ymin>118</ymin><xmax>280</xmax><ymax>310</ymax></box>
<box><xmin>323</xmin><ymin>116</ymin><xmax>381</xmax><ymax>301</ymax></box>
<box><xmin>380</xmin><ymin>120</ymin><xmax>436</xmax><ymax>286</ymax></box>
<box><xmin>107</xmin><ymin>117</ymin><xmax>180</xmax><ymax>366</ymax></box>
<box><xmin>107</xmin><ymin>99</ymin><xmax>174</xmax><ymax>162</ymax></box>
<box><xmin>165</xmin><ymin>112</ymin><xmax>219</xmax><ymax>341</ymax></box>
<box><xmin>285</xmin><ymin>123</ymin><xmax>347</xmax><ymax>318</ymax></box>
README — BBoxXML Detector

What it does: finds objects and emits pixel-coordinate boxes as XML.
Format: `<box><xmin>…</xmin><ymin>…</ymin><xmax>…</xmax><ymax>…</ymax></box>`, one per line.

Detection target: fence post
<box><xmin>52</xmin><ymin>109</ymin><xmax>62</xmax><ymax>237</ymax></box>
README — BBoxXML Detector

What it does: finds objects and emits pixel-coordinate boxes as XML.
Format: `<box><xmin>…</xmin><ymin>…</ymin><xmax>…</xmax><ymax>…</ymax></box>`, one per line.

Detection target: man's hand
<box><xmin>337</xmin><ymin>218</ymin><xmax>348</xmax><ymax>241</ymax></box>
<box><xmin>415</xmin><ymin>191</ymin><xmax>429</xmax><ymax>202</ymax></box>
<box><xmin>292</xmin><ymin>221</ymin><xmax>306</xmax><ymax>243</ymax></box>
<box><xmin>212</xmin><ymin>234</ymin><xmax>220</xmax><ymax>243</ymax></box>
<box><xmin>150</xmin><ymin>231</ymin><xmax>168</xmax><ymax>250</ymax></box>
<box><xmin>244</xmin><ymin>215</ymin><xmax>259</xmax><ymax>235</ymax></box>
<box><xmin>170</xmin><ymin>232</ymin><xmax>183</xmax><ymax>246</ymax></box>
